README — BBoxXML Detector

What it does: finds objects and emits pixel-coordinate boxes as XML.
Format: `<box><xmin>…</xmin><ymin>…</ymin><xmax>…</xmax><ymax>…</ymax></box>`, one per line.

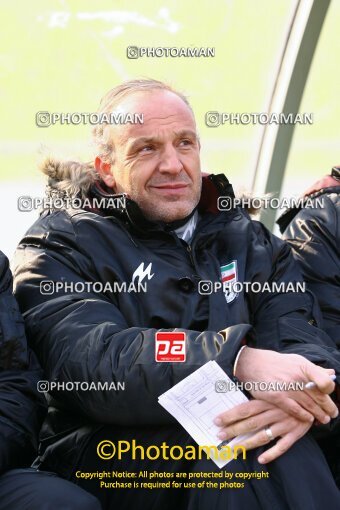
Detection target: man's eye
<box><xmin>179</xmin><ymin>139</ymin><xmax>193</xmax><ymax>147</ymax></box>
<box><xmin>139</xmin><ymin>146</ymin><xmax>154</xmax><ymax>153</ymax></box>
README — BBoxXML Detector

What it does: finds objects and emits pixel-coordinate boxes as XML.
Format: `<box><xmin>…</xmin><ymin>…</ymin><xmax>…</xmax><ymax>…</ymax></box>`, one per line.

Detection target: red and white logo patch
<box><xmin>155</xmin><ymin>332</ymin><xmax>186</xmax><ymax>362</ymax></box>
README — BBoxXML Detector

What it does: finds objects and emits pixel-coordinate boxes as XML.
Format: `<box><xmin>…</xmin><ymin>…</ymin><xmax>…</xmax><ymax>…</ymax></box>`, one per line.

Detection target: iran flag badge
<box><xmin>220</xmin><ymin>260</ymin><xmax>238</xmax><ymax>303</ymax></box>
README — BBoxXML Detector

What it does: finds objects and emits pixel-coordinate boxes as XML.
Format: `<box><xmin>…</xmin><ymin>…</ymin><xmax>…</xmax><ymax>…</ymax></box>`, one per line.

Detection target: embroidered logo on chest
<box><xmin>220</xmin><ymin>260</ymin><xmax>238</xmax><ymax>303</ymax></box>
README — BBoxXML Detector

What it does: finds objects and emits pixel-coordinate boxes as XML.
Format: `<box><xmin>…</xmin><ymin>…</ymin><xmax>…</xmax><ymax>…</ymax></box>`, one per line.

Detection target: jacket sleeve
<box><xmin>12</xmin><ymin>212</ymin><xmax>250</xmax><ymax>426</ymax></box>
<box><xmin>245</xmin><ymin>221</ymin><xmax>340</xmax><ymax>430</ymax></box>
<box><xmin>282</xmin><ymin>195</ymin><xmax>340</xmax><ymax>348</ymax></box>
<box><xmin>0</xmin><ymin>252</ymin><xmax>46</xmax><ymax>474</ymax></box>
<box><xmin>247</xmin><ymin>221</ymin><xmax>340</xmax><ymax>370</ymax></box>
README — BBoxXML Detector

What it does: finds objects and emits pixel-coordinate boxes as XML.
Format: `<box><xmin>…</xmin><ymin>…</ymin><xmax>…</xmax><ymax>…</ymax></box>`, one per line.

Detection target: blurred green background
<box><xmin>1</xmin><ymin>0</ymin><xmax>339</xmax><ymax>257</ymax></box>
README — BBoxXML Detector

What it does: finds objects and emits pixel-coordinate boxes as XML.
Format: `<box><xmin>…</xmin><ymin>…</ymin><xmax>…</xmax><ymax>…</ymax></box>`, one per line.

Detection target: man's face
<box><xmin>96</xmin><ymin>89</ymin><xmax>202</xmax><ymax>223</ymax></box>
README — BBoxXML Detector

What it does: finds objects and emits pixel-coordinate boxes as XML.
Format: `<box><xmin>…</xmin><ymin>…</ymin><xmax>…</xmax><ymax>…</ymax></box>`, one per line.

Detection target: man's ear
<box><xmin>95</xmin><ymin>157</ymin><xmax>115</xmax><ymax>188</ymax></box>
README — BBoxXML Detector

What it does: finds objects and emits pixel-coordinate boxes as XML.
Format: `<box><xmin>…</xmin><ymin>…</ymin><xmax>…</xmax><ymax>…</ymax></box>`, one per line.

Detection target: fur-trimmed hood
<box><xmin>41</xmin><ymin>157</ymin><xmax>98</xmax><ymax>200</ymax></box>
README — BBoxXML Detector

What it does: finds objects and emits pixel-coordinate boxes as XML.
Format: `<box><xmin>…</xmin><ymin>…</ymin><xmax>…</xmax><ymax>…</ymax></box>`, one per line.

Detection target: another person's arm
<box><xmin>0</xmin><ymin>252</ymin><xmax>46</xmax><ymax>474</ymax></box>
<box><xmin>283</xmin><ymin>191</ymin><xmax>340</xmax><ymax>346</ymax></box>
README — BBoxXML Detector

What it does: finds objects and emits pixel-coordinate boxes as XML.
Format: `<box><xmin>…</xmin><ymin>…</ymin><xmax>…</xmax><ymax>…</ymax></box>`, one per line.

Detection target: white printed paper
<box><xmin>158</xmin><ymin>361</ymin><xmax>255</xmax><ymax>468</ymax></box>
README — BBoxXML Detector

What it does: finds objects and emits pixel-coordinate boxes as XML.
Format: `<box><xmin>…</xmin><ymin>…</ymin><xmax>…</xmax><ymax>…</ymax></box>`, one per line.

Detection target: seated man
<box><xmin>278</xmin><ymin>167</ymin><xmax>340</xmax><ymax>487</ymax></box>
<box><xmin>13</xmin><ymin>79</ymin><xmax>340</xmax><ymax>509</ymax></box>
<box><xmin>278</xmin><ymin>166</ymin><xmax>340</xmax><ymax>347</ymax></box>
<box><xmin>0</xmin><ymin>251</ymin><xmax>101</xmax><ymax>510</ymax></box>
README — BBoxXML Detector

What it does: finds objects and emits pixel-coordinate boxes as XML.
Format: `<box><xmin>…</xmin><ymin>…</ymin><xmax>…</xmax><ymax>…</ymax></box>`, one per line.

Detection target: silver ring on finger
<box><xmin>265</xmin><ymin>426</ymin><xmax>274</xmax><ymax>441</ymax></box>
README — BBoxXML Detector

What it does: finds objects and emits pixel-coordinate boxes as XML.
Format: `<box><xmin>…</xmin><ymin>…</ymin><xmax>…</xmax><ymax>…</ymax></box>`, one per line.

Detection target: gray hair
<box><xmin>92</xmin><ymin>78</ymin><xmax>193</xmax><ymax>163</ymax></box>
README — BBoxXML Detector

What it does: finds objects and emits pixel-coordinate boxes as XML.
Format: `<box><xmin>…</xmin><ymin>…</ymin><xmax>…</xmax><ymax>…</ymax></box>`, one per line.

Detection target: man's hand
<box><xmin>234</xmin><ymin>347</ymin><xmax>338</xmax><ymax>423</ymax></box>
<box><xmin>214</xmin><ymin>400</ymin><xmax>313</xmax><ymax>464</ymax></box>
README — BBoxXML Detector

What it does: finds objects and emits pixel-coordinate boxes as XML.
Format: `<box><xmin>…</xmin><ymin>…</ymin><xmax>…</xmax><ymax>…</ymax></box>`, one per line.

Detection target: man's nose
<box><xmin>158</xmin><ymin>146</ymin><xmax>183</xmax><ymax>174</ymax></box>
